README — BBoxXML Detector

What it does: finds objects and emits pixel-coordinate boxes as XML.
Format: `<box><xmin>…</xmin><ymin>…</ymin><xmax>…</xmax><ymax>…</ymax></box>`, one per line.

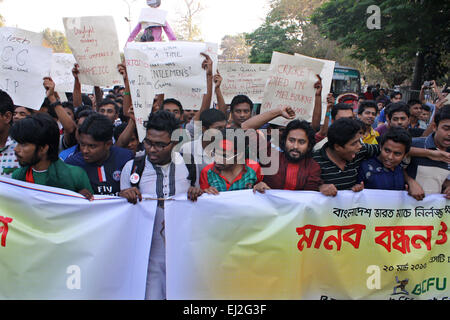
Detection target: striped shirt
<box><xmin>312</xmin><ymin>142</ymin><xmax>380</xmax><ymax>190</ymax></box>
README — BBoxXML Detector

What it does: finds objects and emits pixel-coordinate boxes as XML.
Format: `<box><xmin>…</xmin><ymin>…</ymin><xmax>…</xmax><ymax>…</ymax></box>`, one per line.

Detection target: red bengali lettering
<box><xmin>0</xmin><ymin>216</ymin><xmax>13</xmax><ymax>247</ymax></box>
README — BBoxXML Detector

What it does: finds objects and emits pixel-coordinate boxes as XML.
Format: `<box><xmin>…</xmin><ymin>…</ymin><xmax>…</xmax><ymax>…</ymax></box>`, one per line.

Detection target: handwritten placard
<box><xmin>218</xmin><ymin>63</ymin><xmax>269</xmax><ymax>104</ymax></box>
<box><xmin>51</xmin><ymin>53</ymin><xmax>94</xmax><ymax>93</ymax></box>
<box><xmin>0</xmin><ymin>38</ymin><xmax>52</xmax><ymax>110</ymax></box>
<box><xmin>170</xmin><ymin>42</ymin><xmax>218</xmax><ymax>110</ymax></box>
<box><xmin>123</xmin><ymin>48</ymin><xmax>155</xmax><ymax>142</ymax></box>
<box><xmin>295</xmin><ymin>53</ymin><xmax>335</xmax><ymax>123</ymax></box>
<box><xmin>63</xmin><ymin>16</ymin><xmax>123</xmax><ymax>87</ymax></box>
<box><xmin>0</xmin><ymin>27</ymin><xmax>43</xmax><ymax>47</ymax></box>
<box><xmin>260</xmin><ymin>52</ymin><xmax>324</xmax><ymax>126</ymax></box>
<box><xmin>138</xmin><ymin>7</ymin><xmax>168</xmax><ymax>27</ymax></box>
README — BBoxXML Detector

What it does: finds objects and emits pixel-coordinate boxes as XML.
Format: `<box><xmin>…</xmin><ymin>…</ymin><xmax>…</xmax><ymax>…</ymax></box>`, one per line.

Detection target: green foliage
<box><xmin>219</xmin><ymin>34</ymin><xmax>250</xmax><ymax>62</ymax></box>
<box><xmin>311</xmin><ymin>0</ymin><xmax>449</xmax><ymax>85</ymax></box>
<box><xmin>42</xmin><ymin>28</ymin><xmax>71</xmax><ymax>53</ymax></box>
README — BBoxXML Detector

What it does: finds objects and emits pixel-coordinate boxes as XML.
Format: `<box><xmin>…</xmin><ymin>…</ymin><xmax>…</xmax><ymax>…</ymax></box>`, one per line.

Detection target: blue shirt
<box><xmin>65</xmin><ymin>146</ymin><xmax>134</xmax><ymax>195</ymax></box>
<box><xmin>358</xmin><ymin>156</ymin><xmax>405</xmax><ymax>190</ymax></box>
<box><xmin>59</xmin><ymin>144</ymin><xmax>79</xmax><ymax>161</ymax></box>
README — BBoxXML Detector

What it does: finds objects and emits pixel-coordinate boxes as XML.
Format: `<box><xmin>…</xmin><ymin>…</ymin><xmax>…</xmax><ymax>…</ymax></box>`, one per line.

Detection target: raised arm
<box><xmin>311</xmin><ymin>74</ymin><xmax>323</xmax><ymax>132</ymax></box>
<box><xmin>72</xmin><ymin>64</ymin><xmax>82</xmax><ymax>108</ymax></box>
<box><xmin>193</xmin><ymin>53</ymin><xmax>213</xmax><ymax>122</ymax></box>
<box><xmin>44</xmin><ymin>77</ymin><xmax>77</xmax><ymax>136</ymax></box>
<box><xmin>317</xmin><ymin>93</ymin><xmax>334</xmax><ymax>138</ymax></box>
<box><xmin>214</xmin><ymin>71</ymin><xmax>227</xmax><ymax>116</ymax></box>
<box><xmin>241</xmin><ymin>105</ymin><xmax>295</xmax><ymax>130</ymax></box>
<box><xmin>118</xmin><ymin>62</ymin><xmax>132</xmax><ymax>119</ymax></box>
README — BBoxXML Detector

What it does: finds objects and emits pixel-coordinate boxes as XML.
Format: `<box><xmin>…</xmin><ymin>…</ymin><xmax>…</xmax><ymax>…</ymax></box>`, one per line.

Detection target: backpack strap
<box><xmin>180</xmin><ymin>151</ymin><xmax>197</xmax><ymax>187</ymax></box>
<box><xmin>129</xmin><ymin>155</ymin><xmax>146</xmax><ymax>189</ymax></box>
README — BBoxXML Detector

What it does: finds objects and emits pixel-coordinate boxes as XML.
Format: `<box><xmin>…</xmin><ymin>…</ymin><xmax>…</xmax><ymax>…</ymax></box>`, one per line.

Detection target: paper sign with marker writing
<box><xmin>170</xmin><ymin>42</ymin><xmax>218</xmax><ymax>110</ymax></box>
<box><xmin>123</xmin><ymin>48</ymin><xmax>156</xmax><ymax>142</ymax></box>
<box><xmin>260</xmin><ymin>52</ymin><xmax>324</xmax><ymax>126</ymax></box>
<box><xmin>0</xmin><ymin>27</ymin><xmax>43</xmax><ymax>47</ymax></box>
<box><xmin>63</xmin><ymin>16</ymin><xmax>123</xmax><ymax>87</ymax></box>
<box><xmin>218</xmin><ymin>63</ymin><xmax>269</xmax><ymax>104</ymax></box>
<box><xmin>126</xmin><ymin>41</ymin><xmax>208</xmax><ymax>95</ymax></box>
<box><xmin>51</xmin><ymin>53</ymin><xmax>94</xmax><ymax>93</ymax></box>
<box><xmin>295</xmin><ymin>53</ymin><xmax>335</xmax><ymax>123</ymax></box>
<box><xmin>138</xmin><ymin>7</ymin><xmax>168</xmax><ymax>27</ymax></box>
<box><xmin>0</xmin><ymin>38</ymin><xmax>52</xmax><ymax>110</ymax></box>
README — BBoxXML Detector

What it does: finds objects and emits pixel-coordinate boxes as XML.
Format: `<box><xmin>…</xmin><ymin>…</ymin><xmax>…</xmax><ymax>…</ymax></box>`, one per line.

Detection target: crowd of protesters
<box><xmin>0</xmin><ymin>51</ymin><xmax>449</xmax><ymax>299</ymax></box>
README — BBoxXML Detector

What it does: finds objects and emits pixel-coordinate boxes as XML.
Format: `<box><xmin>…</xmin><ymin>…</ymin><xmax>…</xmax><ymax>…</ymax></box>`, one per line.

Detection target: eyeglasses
<box><xmin>143</xmin><ymin>138</ymin><xmax>172</xmax><ymax>150</ymax></box>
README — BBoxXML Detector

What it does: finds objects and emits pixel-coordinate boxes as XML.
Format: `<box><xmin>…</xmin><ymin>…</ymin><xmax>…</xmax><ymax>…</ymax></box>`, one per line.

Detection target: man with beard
<box><xmin>10</xmin><ymin>113</ymin><xmax>93</xmax><ymax>199</ymax></box>
<box><xmin>239</xmin><ymin>106</ymin><xmax>323</xmax><ymax>193</ymax></box>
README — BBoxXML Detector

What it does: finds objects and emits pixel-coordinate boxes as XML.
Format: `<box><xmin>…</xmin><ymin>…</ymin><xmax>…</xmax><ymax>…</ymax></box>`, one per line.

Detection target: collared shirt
<box><xmin>312</xmin><ymin>142</ymin><xmax>380</xmax><ymax>190</ymax></box>
<box><xmin>200</xmin><ymin>159</ymin><xmax>263</xmax><ymax>191</ymax></box>
<box><xmin>406</xmin><ymin>133</ymin><xmax>449</xmax><ymax>194</ymax></box>
<box><xmin>120</xmin><ymin>152</ymin><xmax>193</xmax><ymax>198</ymax></box>
<box><xmin>0</xmin><ymin>137</ymin><xmax>19</xmax><ymax>178</ymax></box>
<box><xmin>358</xmin><ymin>156</ymin><xmax>405</xmax><ymax>190</ymax></box>
<box><xmin>362</xmin><ymin>127</ymin><xmax>379</xmax><ymax>145</ymax></box>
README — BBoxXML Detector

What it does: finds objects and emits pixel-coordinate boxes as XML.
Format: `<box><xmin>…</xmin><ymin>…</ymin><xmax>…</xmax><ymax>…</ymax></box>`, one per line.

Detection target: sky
<box><xmin>0</xmin><ymin>0</ymin><xmax>271</xmax><ymax>49</ymax></box>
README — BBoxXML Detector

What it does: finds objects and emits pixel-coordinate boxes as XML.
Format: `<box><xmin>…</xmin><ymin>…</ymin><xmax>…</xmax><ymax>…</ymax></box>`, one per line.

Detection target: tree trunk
<box><xmin>411</xmin><ymin>51</ymin><xmax>424</xmax><ymax>91</ymax></box>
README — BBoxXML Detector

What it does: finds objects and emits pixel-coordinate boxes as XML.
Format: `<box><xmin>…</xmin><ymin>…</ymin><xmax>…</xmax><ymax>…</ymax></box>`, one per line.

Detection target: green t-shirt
<box><xmin>12</xmin><ymin>159</ymin><xmax>94</xmax><ymax>194</ymax></box>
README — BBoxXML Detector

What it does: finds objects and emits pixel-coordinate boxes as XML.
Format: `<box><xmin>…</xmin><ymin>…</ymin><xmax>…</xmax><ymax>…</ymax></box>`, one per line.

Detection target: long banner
<box><xmin>0</xmin><ymin>177</ymin><xmax>156</xmax><ymax>299</ymax></box>
<box><xmin>165</xmin><ymin>189</ymin><xmax>449</xmax><ymax>300</ymax></box>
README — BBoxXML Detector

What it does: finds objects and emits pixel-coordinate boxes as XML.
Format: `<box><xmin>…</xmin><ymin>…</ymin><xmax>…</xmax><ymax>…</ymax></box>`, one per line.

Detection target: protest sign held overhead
<box><xmin>63</xmin><ymin>16</ymin><xmax>123</xmax><ymax>87</ymax></box>
<box><xmin>0</xmin><ymin>27</ymin><xmax>43</xmax><ymax>47</ymax></box>
<box><xmin>218</xmin><ymin>63</ymin><xmax>269</xmax><ymax>104</ymax></box>
<box><xmin>51</xmin><ymin>53</ymin><xmax>94</xmax><ymax>93</ymax></box>
<box><xmin>0</xmin><ymin>38</ymin><xmax>52</xmax><ymax>110</ymax></box>
<box><xmin>295</xmin><ymin>53</ymin><xmax>335</xmax><ymax>123</ymax></box>
<box><xmin>260</xmin><ymin>51</ymin><xmax>324</xmax><ymax>126</ymax></box>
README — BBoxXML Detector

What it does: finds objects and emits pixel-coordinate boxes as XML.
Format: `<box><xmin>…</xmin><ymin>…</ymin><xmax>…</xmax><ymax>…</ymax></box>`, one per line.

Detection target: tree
<box><xmin>311</xmin><ymin>0</ymin><xmax>450</xmax><ymax>88</ymax></box>
<box><xmin>175</xmin><ymin>0</ymin><xmax>204</xmax><ymax>41</ymax></box>
<box><xmin>42</xmin><ymin>28</ymin><xmax>71</xmax><ymax>53</ymax></box>
<box><xmin>219</xmin><ymin>34</ymin><xmax>251</xmax><ymax>62</ymax></box>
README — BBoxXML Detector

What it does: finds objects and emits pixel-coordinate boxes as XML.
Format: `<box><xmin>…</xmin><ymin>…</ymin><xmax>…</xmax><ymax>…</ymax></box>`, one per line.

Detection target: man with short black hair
<box><xmin>228</xmin><ymin>95</ymin><xmax>253</xmax><ymax>128</ymax></box>
<box><xmin>11</xmin><ymin>113</ymin><xmax>93</xmax><ymax>199</ymax></box>
<box><xmin>357</xmin><ymin>100</ymin><xmax>379</xmax><ymax>144</ymax></box>
<box><xmin>0</xmin><ymin>90</ymin><xmax>19</xmax><ymax>177</ymax></box>
<box><xmin>162</xmin><ymin>98</ymin><xmax>183</xmax><ymax>122</ymax></box>
<box><xmin>313</xmin><ymin>118</ymin><xmax>380</xmax><ymax>196</ymax></box>
<box><xmin>407</xmin><ymin>105</ymin><xmax>450</xmax><ymax>197</ymax></box>
<box><xmin>408</xmin><ymin>99</ymin><xmax>427</xmax><ymax>130</ymax></box>
<box><xmin>119</xmin><ymin>110</ymin><xmax>203</xmax><ymax>300</ymax></box>
<box><xmin>65</xmin><ymin>113</ymin><xmax>134</xmax><ymax>195</ymax></box>
<box><xmin>98</xmin><ymin>99</ymin><xmax>121</xmax><ymax>126</ymax></box>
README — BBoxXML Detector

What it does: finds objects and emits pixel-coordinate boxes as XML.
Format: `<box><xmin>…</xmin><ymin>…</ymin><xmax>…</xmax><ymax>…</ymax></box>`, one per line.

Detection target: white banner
<box><xmin>218</xmin><ymin>63</ymin><xmax>269</xmax><ymax>104</ymax></box>
<box><xmin>0</xmin><ymin>38</ymin><xmax>52</xmax><ymax>110</ymax></box>
<box><xmin>0</xmin><ymin>177</ymin><xmax>156</xmax><ymax>299</ymax></box>
<box><xmin>165</xmin><ymin>189</ymin><xmax>450</xmax><ymax>300</ymax></box>
<box><xmin>63</xmin><ymin>16</ymin><xmax>123</xmax><ymax>87</ymax></box>
<box><xmin>51</xmin><ymin>53</ymin><xmax>94</xmax><ymax>93</ymax></box>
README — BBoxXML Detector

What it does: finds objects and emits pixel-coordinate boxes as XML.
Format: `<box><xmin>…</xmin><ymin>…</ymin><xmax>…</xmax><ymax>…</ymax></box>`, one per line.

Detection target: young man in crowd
<box><xmin>313</xmin><ymin>103</ymin><xmax>355</xmax><ymax>151</ymax></box>
<box><xmin>65</xmin><ymin>113</ymin><xmax>134</xmax><ymax>195</ymax></box>
<box><xmin>240</xmin><ymin>106</ymin><xmax>322</xmax><ymax>193</ymax></box>
<box><xmin>10</xmin><ymin>113</ymin><xmax>93</xmax><ymax>200</ymax></box>
<box><xmin>357</xmin><ymin>100</ymin><xmax>379</xmax><ymax>144</ymax></box>
<box><xmin>406</xmin><ymin>105</ymin><xmax>450</xmax><ymax>198</ymax></box>
<box><xmin>200</xmin><ymin>131</ymin><xmax>263</xmax><ymax>194</ymax></box>
<box><xmin>357</xmin><ymin>126</ymin><xmax>424</xmax><ymax>200</ymax></box>
<box><xmin>13</xmin><ymin>106</ymin><xmax>34</xmax><ymax>122</ymax></box>
<box><xmin>178</xmin><ymin>108</ymin><xmax>227</xmax><ymax>182</ymax></box>
<box><xmin>161</xmin><ymin>98</ymin><xmax>184</xmax><ymax>123</ymax></box>
<box><xmin>0</xmin><ymin>90</ymin><xmax>19</xmax><ymax>178</ymax></box>
<box><xmin>227</xmin><ymin>95</ymin><xmax>253</xmax><ymax>129</ymax></box>
<box><xmin>119</xmin><ymin>110</ymin><xmax>203</xmax><ymax>300</ymax></box>
<box><xmin>407</xmin><ymin>99</ymin><xmax>427</xmax><ymax>130</ymax></box>
<box><xmin>98</xmin><ymin>99</ymin><xmax>122</xmax><ymax>127</ymax></box>
<box><xmin>312</xmin><ymin>118</ymin><xmax>378</xmax><ymax>196</ymax></box>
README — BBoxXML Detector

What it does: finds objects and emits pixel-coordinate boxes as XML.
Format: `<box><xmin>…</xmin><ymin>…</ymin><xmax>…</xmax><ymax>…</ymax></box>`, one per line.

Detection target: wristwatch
<box><xmin>49</xmin><ymin>101</ymin><xmax>62</xmax><ymax>109</ymax></box>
